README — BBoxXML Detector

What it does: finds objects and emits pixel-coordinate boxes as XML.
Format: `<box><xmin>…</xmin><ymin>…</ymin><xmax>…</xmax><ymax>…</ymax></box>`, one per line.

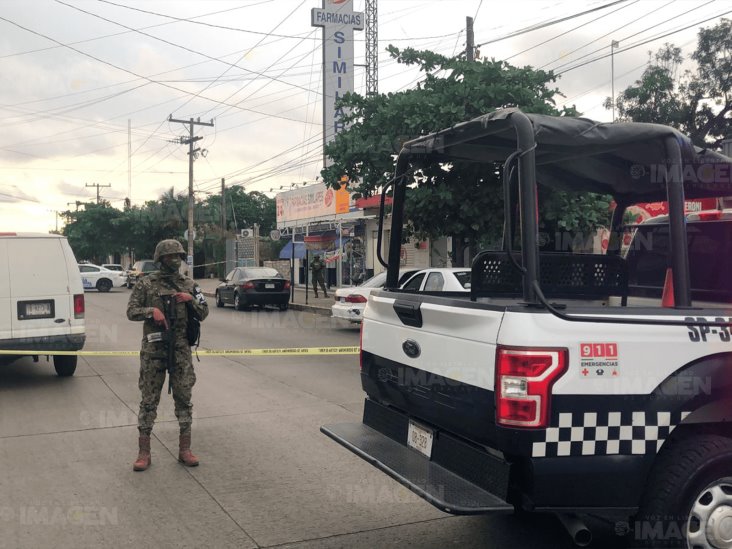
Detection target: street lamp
<box><xmin>611</xmin><ymin>40</ymin><xmax>620</xmax><ymax>122</ymax></box>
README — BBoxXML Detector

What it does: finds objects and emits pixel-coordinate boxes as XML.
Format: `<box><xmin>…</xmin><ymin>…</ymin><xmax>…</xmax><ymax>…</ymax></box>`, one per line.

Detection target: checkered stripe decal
<box><xmin>532</xmin><ymin>411</ymin><xmax>691</xmax><ymax>458</ymax></box>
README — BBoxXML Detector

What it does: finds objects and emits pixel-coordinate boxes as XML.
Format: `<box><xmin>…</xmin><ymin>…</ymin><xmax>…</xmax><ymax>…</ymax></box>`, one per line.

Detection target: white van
<box><xmin>0</xmin><ymin>233</ymin><xmax>85</xmax><ymax>376</ymax></box>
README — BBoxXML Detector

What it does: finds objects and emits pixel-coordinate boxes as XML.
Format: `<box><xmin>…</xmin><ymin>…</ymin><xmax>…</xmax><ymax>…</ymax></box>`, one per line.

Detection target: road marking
<box><xmin>0</xmin><ymin>346</ymin><xmax>360</xmax><ymax>357</ymax></box>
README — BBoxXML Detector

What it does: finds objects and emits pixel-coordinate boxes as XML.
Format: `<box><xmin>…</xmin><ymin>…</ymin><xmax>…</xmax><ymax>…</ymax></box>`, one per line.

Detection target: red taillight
<box><xmin>241</xmin><ymin>282</ymin><xmax>255</xmax><ymax>290</ymax></box>
<box><xmin>284</xmin><ymin>281</ymin><xmax>291</xmax><ymax>290</ymax></box>
<box><xmin>495</xmin><ymin>346</ymin><xmax>567</xmax><ymax>428</ymax></box>
<box><xmin>0</xmin><ymin>232</ymin><xmax>17</xmax><ymax>236</ymax></box>
<box><xmin>73</xmin><ymin>294</ymin><xmax>85</xmax><ymax>318</ymax></box>
<box><xmin>345</xmin><ymin>294</ymin><xmax>367</xmax><ymax>303</ymax></box>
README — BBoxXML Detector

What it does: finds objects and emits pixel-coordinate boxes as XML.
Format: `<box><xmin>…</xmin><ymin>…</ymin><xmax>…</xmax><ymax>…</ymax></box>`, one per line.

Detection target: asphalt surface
<box><xmin>0</xmin><ymin>288</ymin><xmax>623</xmax><ymax>548</ymax></box>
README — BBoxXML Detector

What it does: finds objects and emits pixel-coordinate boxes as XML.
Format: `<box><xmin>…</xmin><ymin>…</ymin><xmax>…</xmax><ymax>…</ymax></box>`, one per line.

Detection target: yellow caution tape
<box><xmin>0</xmin><ymin>346</ymin><xmax>359</xmax><ymax>357</ymax></box>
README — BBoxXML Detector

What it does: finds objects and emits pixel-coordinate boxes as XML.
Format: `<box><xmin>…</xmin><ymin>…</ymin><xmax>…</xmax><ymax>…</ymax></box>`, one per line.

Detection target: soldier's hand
<box><xmin>152</xmin><ymin>307</ymin><xmax>169</xmax><ymax>329</ymax></box>
<box><xmin>174</xmin><ymin>292</ymin><xmax>193</xmax><ymax>303</ymax></box>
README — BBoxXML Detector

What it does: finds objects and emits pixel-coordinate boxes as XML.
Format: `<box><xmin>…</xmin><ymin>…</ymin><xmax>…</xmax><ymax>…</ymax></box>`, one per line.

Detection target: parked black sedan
<box><xmin>215</xmin><ymin>267</ymin><xmax>291</xmax><ymax>311</ymax></box>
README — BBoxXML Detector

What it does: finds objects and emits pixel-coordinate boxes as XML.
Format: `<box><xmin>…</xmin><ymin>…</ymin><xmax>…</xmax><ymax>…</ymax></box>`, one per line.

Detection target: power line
<box><xmin>96</xmin><ymin>0</ymin><xmax>460</xmax><ymax>43</ymax></box>
<box><xmin>0</xmin><ymin>15</ymin><xmax>312</xmax><ymax>124</ymax></box>
<box><xmin>56</xmin><ymin>0</ymin><xmax>319</xmax><ymax>97</ymax></box>
<box><xmin>476</xmin><ymin>0</ymin><xmax>631</xmax><ymax>47</ymax></box>
<box><xmin>555</xmin><ymin>8</ymin><xmax>732</xmax><ymax>76</ymax></box>
<box><xmin>504</xmin><ymin>0</ymin><xmax>640</xmax><ymax>61</ymax></box>
<box><xmin>542</xmin><ymin>0</ymin><xmax>712</xmax><ymax>71</ymax></box>
<box><xmin>0</xmin><ymin>1</ymin><xmax>271</xmax><ymax>60</ymax></box>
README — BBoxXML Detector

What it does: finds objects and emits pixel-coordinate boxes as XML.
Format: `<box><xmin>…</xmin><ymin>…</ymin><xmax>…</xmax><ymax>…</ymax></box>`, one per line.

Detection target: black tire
<box><xmin>53</xmin><ymin>355</ymin><xmax>77</xmax><ymax>377</ymax></box>
<box><xmin>216</xmin><ymin>292</ymin><xmax>224</xmax><ymax>308</ymax></box>
<box><xmin>279</xmin><ymin>303</ymin><xmax>288</xmax><ymax>311</ymax></box>
<box><xmin>96</xmin><ymin>278</ymin><xmax>113</xmax><ymax>292</ymax></box>
<box><xmin>234</xmin><ymin>293</ymin><xmax>245</xmax><ymax>311</ymax></box>
<box><xmin>635</xmin><ymin>434</ymin><xmax>732</xmax><ymax>548</ymax></box>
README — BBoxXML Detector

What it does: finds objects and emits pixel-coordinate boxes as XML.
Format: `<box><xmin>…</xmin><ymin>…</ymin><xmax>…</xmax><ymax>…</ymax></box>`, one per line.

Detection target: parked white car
<box><xmin>332</xmin><ymin>269</ymin><xmax>421</xmax><ymax>323</ymax></box>
<box><xmin>77</xmin><ymin>264</ymin><xmax>127</xmax><ymax>292</ymax></box>
<box><xmin>400</xmin><ymin>268</ymin><xmax>472</xmax><ymax>292</ymax></box>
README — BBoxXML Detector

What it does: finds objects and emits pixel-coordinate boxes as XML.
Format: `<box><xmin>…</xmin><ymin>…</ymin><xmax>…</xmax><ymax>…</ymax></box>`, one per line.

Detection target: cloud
<box><xmin>0</xmin><ymin>185</ymin><xmax>40</xmax><ymax>203</ymax></box>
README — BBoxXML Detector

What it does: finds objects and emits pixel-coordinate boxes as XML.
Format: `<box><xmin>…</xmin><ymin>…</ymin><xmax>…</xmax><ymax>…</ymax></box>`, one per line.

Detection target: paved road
<box><xmin>0</xmin><ymin>289</ymin><xmax>621</xmax><ymax>548</ymax></box>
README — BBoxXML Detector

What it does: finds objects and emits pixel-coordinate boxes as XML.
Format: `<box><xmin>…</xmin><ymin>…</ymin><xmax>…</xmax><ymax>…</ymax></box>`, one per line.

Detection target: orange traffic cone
<box><xmin>661</xmin><ymin>268</ymin><xmax>674</xmax><ymax>308</ymax></box>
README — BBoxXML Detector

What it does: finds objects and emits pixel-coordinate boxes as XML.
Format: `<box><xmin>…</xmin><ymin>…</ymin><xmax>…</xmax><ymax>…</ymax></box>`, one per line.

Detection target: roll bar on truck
<box><xmin>322</xmin><ymin>109</ymin><xmax>732</xmax><ymax>548</ymax></box>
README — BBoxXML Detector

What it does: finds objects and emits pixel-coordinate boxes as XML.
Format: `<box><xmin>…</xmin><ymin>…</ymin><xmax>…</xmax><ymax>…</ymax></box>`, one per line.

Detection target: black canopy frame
<box><xmin>381</xmin><ymin>108</ymin><xmax>732</xmax><ymax>308</ymax></box>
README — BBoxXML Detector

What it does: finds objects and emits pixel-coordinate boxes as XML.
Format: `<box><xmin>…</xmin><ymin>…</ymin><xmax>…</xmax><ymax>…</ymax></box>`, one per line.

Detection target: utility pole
<box><xmin>220</xmin><ymin>178</ymin><xmax>226</xmax><ymax>236</ymax></box>
<box><xmin>611</xmin><ymin>40</ymin><xmax>620</xmax><ymax>122</ymax></box>
<box><xmin>466</xmin><ymin>16</ymin><xmax>475</xmax><ymax>61</ymax></box>
<box><xmin>168</xmin><ymin>115</ymin><xmax>214</xmax><ymax>276</ymax></box>
<box><xmin>128</xmin><ymin>119</ymin><xmax>132</xmax><ymax>201</ymax></box>
<box><xmin>220</xmin><ymin>177</ymin><xmax>226</xmax><ymax>279</ymax></box>
<box><xmin>86</xmin><ymin>183</ymin><xmax>111</xmax><ymax>204</ymax></box>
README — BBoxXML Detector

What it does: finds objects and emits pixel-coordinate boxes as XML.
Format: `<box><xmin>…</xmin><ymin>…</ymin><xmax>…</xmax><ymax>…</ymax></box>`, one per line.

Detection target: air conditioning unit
<box><xmin>240</xmin><ymin>228</ymin><xmax>253</xmax><ymax>238</ymax></box>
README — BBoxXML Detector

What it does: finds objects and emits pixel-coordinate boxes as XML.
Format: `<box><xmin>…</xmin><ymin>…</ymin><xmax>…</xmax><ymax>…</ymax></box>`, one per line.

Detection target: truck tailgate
<box><xmin>360</xmin><ymin>292</ymin><xmax>505</xmax><ymax>446</ymax></box>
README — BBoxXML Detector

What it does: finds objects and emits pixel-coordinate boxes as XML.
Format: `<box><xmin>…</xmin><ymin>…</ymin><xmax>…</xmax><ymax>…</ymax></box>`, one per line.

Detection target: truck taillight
<box><xmin>345</xmin><ymin>294</ymin><xmax>367</xmax><ymax>303</ymax></box>
<box><xmin>495</xmin><ymin>346</ymin><xmax>567</xmax><ymax>428</ymax></box>
<box><xmin>74</xmin><ymin>294</ymin><xmax>85</xmax><ymax>318</ymax></box>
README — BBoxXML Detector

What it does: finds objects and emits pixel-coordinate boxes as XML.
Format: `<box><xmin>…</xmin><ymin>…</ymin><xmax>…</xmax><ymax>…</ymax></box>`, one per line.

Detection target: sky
<box><xmin>0</xmin><ymin>0</ymin><xmax>729</xmax><ymax>233</ymax></box>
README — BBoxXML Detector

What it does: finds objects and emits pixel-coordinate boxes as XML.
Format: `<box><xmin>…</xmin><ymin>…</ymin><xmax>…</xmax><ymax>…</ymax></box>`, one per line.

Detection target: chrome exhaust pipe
<box><xmin>557</xmin><ymin>513</ymin><xmax>593</xmax><ymax>547</ymax></box>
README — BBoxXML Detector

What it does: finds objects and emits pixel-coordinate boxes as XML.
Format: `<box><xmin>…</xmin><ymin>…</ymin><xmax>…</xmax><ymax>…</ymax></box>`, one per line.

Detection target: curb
<box><xmin>203</xmin><ymin>291</ymin><xmax>332</xmax><ymax>317</ymax></box>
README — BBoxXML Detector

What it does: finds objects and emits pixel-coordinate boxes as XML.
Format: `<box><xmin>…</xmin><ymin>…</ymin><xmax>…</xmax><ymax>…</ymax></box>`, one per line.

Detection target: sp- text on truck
<box><xmin>322</xmin><ymin>109</ymin><xmax>732</xmax><ymax>548</ymax></box>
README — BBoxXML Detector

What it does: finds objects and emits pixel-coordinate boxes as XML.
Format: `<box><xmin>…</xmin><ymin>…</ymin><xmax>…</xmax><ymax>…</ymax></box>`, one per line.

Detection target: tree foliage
<box><xmin>61</xmin><ymin>186</ymin><xmax>275</xmax><ymax>263</ymax></box>
<box><xmin>320</xmin><ymin>47</ymin><xmax>611</xmax><ymax>262</ymax></box>
<box><xmin>608</xmin><ymin>19</ymin><xmax>732</xmax><ymax>148</ymax></box>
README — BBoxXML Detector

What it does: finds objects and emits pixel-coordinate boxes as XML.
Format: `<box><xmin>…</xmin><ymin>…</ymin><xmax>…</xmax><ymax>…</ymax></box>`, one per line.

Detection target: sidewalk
<box><xmin>194</xmin><ymin>278</ymin><xmax>335</xmax><ymax>316</ymax></box>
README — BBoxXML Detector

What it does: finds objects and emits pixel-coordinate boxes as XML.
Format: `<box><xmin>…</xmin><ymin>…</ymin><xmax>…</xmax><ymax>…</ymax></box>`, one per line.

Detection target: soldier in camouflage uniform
<box><xmin>127</xmin><ymin>239</ymin><xmax>209</xmax><ymax>471</ymax></box>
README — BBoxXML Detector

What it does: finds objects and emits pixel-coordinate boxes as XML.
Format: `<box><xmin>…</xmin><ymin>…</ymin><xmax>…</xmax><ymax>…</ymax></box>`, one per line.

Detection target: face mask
<box><xmin>160</xmin><ymin>256</ymin><xmax>182</xmax><ymax>273</ymax></box>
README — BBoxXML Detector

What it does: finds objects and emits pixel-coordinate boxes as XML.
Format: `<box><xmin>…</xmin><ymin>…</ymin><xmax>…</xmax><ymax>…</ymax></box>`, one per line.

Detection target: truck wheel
<box><xmin>53</xmin><ymin>355</ymin><xmax>77</xmax><ymax>377</ymax></box>
<box><xmin>96</xmin><ymin>279</ymin><xmax>112</xmax><ymax>292</ymax></box>
<box><xmin>234</xmin><ymin>293</ymin><xmax>245</xmax><ymax>311</ymax></box>
<box><xmin>216</xmin><ymin>292</ymin><xmax>224</xmax><ymax>308</ymax></box>
<box><xmin>635</xmin><ymin>434</ymin><xmax>732</xmax><ymax>548</ymax></box>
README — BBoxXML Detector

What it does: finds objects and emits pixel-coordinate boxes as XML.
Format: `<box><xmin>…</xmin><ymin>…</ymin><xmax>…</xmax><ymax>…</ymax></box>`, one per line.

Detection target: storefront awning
<box><xmin>279</xmin><ymin>241</ymin><xmax>306</xmax><ymax>260</ymax></box>
<box><xmin>279</xmin><ymin>238</ymin><xmax>351</xmax><ymax>260</ymax></box>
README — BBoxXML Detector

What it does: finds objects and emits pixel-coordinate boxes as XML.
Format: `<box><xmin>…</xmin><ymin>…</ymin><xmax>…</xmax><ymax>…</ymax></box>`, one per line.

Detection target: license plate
<box><xmin>19</xmin><ymin>300</ymin><xmax>53</xmax><ymax>320</ymax></box>
<box><xmin>407</xmin><ymin>420</ymin><xmax>434</xmax><ymax>458</ymax></box>
<box><xmin>340</xmin><ymin>297</ymin><xmax>346</xmax><ymax>303</ymax></box>
<box><xmin>265</xmin><ymin>283</ymin><xmax>275</xmax><ymax>289</ymax></box>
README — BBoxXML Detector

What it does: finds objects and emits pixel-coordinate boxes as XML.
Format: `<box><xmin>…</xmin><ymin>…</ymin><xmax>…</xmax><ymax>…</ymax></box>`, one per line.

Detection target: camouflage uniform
<box><xmin>310</xmin><ymin>255</ymin><xmax>328</xmax><ymax>297</ymax></box>
<box><xmin>126</xmin><ymin>252</ymin><xmax>208</xmax><ymax>436</ymax></box>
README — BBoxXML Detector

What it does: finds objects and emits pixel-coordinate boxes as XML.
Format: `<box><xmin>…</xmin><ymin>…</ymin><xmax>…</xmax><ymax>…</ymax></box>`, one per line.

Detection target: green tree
<box><xmin>62</xmin><ymin>201</ymin><xmax>125</xmax><ymax>262</ymax></box>
<box><xmin>206</xmin><ymin>186</ymin><xmax>276</xmax><ymax>234</ymax></box>
<box><xmin>608</xmin><ymin>19</ymin><xmax>732</xmax><ymax>148</ymax></box>
<box><xmin>320</xmin><ymin>47</ymin><xmax>610</xmax><ymax>265</ymax></box>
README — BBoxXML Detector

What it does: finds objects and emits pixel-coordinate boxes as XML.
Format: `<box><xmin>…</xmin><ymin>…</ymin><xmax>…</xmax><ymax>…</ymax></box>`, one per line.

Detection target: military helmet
<box><xmin>153</xmin><ymin>239</ymin><xmax>186</xmax><ymax>262</ymax></box>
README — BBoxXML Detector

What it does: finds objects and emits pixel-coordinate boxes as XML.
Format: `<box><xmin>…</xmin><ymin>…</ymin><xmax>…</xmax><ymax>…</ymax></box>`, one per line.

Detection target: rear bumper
<box><xmin>242</xmin><ymin>292</ymin><xmax>289</xmax><ymax>306</ymax></box>
<box><xmin>321</xmin><ymin>398</ymin><xmax>514</xmax><ymax>515</ymax></box>
<box><xmin>0</xmin><ymin>333</ymin><xmax>86</xmax><ymax>353</ymax></box>
<box><xmin>331</xmin><ymin>302</ymin><xmax>363</xmax><ymax>322</ymax></box>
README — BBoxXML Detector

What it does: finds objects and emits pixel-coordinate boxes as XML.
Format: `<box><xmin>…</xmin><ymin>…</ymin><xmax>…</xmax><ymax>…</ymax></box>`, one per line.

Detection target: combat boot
<box><xmin>178</xmin><ymin>433</ymin><xmax>199</xmax><ymax>467</ymax></box>
<box><xmin>133</xmin><ymin>435</ymin><xmax>151</xmax><ymax>471</ymax></box>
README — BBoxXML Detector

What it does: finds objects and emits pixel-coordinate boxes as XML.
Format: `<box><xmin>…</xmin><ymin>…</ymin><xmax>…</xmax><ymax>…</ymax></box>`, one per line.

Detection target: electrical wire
<box><xmin>504</xmin><ymin>0</ymin><xmax>640</xmax><ymax>61</ymax></box>
<box><xmin>56</xmin><ymin>0</ymin><xmax>319</xmax><ymax>96</ymax></box>
<box><xmin>542</xmin><ymin>0</ymin><xmax>712</xmax><ymax>71</ymax></box>
<box><xmin>555</xmin><ymin>8</ymin><xmax>732</xmax><ymax>76</ymax></box>
<box><xmin>476</xmin><ymin>0</ymin><xmax>631</xmax><ymax>47</ymax></box>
